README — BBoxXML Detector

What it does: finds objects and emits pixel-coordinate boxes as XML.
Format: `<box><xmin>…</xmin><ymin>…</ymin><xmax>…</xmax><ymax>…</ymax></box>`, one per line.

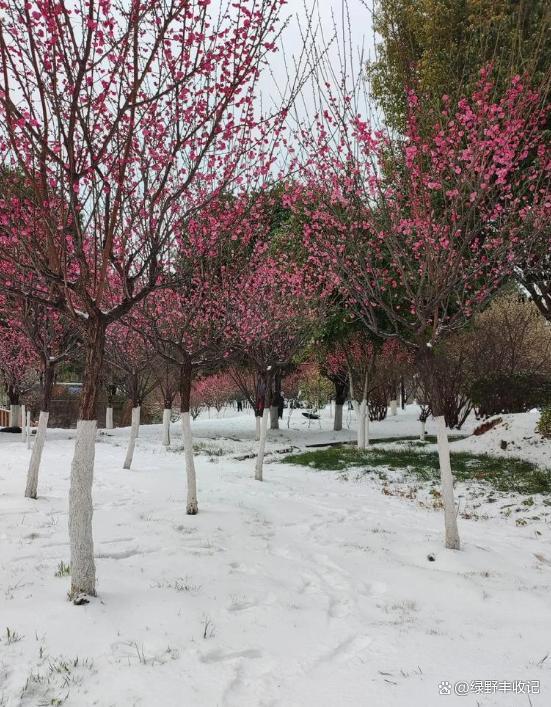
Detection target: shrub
<box><xmin>368</xmin><ymin>388</ymin><xmax>388</xmax><ymax>421</ymax></box>
<box><xmin>537</xmin><ymin>407</ymin><xmax>551</xmax><ymax>439</ymax></box>
<box><xmin>470</xmin><ymin>373</ymin><xmax>551</xmax><ymax>418</ymax></box>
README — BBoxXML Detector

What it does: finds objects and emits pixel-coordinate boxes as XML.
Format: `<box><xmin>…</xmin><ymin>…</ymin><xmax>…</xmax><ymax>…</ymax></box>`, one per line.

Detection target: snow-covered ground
<box><xmin>1</xmin><ymin>406</ymin><xmax>550</xmax><ymax>706</ymax></box>
<box><xmin>453</xmin><ymin>410</ymin><xmax>550</xmax><ymax>467</ymax></box>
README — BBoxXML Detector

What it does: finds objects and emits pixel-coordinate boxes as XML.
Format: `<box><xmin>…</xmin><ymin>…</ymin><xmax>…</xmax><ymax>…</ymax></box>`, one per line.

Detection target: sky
<box><xmin>260</xmin><ymin>0</ymin><xmax>376</xmax><ymax>120</ymax></box>
<box><xmin>284</xmin><ymin>0</ymin><xmax>374</xmax><ymax>57</ymax></box>
<box><xmin>293</xmin><ymin>0</ymin><xmax>374</xmax><ymax>59</ymax></box>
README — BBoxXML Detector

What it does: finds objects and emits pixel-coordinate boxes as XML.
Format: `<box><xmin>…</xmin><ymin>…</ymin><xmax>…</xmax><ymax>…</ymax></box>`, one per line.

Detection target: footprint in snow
<box><xmin>201</xmin><ymin>648</ymin><xmax>262</xmax><ymax>664</ymax></box>
<box><xmin>313</xmin><ymin>634</ymin><xmax>372</xmax><ymax>667</ymax></box>
<box><xmin>227</xmin><ymin>599</ymin><xmax>258</xmax><ymax>612</ymax></box>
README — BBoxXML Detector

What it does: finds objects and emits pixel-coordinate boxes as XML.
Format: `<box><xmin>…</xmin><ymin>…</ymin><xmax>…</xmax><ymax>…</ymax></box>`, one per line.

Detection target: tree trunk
<box><xmin>270</xmin><ymin>405</ymin><xmax>279</xmax><ymax>429</ymax></box>
<box><xmin>270</xmin><ymin>370</ymin><xmax>281</xmax><ymax>429</ymax></box>
<box><xmin>123</xmin><ymin>406</ymin><xmax>141</xmax><ymax>469</ymax></box>
<box><xmin>357</xmin><ymin>399</ymin><xmax>367</xmax><ymax>449</ymax></box>
<box><xmin>162</xmin><ymin>407</ymin><xmax>171</xmax><ymax>447</ymax></box>
<box><xmin>255</xmin><ymin>414</ymin><xmax>261</xmax><ymax>441</ymax></box>
<box><xmin>20</xmin><ymin>404</ymin><xmax>26</xmax><ymax>441</ymax></box>
<box><xmin>255</xmin><ymin>408</ymin><xmax>270</xmax><ymax>481</ymax></box>
<box><xmin>333</xmin><ymin>378</ymin><xmax>348</xmax><ymax>431</ymax></box>
<box><xmin>334</xmin><ymin>403</ymin><xmax>343</xmax><ymax>431</ymax></box>
<box><xmin>353</xmin><ymin>368</ymin><xmax>369</xmax><ymax>449</ymax></box>
<box><xmin>364</xmin><ymin>406</ymin><xmax>370</xmax><ymax>445</ymax></box>
<box><xmin>69</xmin><ymin>419</ymin><xmax>97</xmax><ymax>599</ymax></box>
<box><xmin>25</xmin><ymin>411</ymin><xmax>49</xmax><ymax>499</ymax></box>
<box><xmin>420</xmin><ymin>420</ymin><xmax>426</xmax><ymax>441</ymax></box>
<box><xmin>417</xmin><ymin>346</ymin><xmax>461</xmax><ymax>551</ymax></box>
<box><xmin>7</xmin><ymin>385</ymin><xmax>20</xmax><ymax>426</ymax></box>
<box><xmin>105</xmin><ymin>383</ymin><xmax>116</xmax><ymax>429</ymax></box>
<box><xmin>128</xmin><ymin>375</ymin><xmax>141</xmax><ymax>439</ymax></box>
<box><xmin>69</xmin><ymin>318</ymin><xmax>105</xmax><ymax>599</ymax></box>
<box><xmin>351</xmin><ymin>399</ymin><xmax>360</xmax><ymax>445</ymax></box>
<box><xmin>390</xmin><ymin>399</ymin><xmax>398</xmax><ymax>416</ymax></box>
<box><xmin>180</xmin><ymin>358</ymin><xmax>198</xmax><ymax>514</ymax></box>
<box><xmin>105</xmin><ymin>407</ymin><xmax>114</xmax><ymax>429</ymax></box>
<box><xmin>9</xmin><ymin>404</ymin><xmax>21</xmax><ymax>427</ymax></box>
<box><xmin>25</xmin><ymin>363</ymin><xmax>55</xmax><ymax>499</ymax></box>
<box><xmin>181</xmin><ymin>412</ymin><xmax>198</xmax><ymax>514</ymax></box>
<box><xmin>435</xmin><ymin>415</ymin><xmax>461</xmax><ymax>550</ymax></box>
<box><xmin>255</xmin><ymin>369</ymin><xmax>272</xmax><ymax>480</ymax></box>
<box><xmin>26</xmin><ymin>410</ymin><xmax>31</xmax><ymax>449</ymax></box>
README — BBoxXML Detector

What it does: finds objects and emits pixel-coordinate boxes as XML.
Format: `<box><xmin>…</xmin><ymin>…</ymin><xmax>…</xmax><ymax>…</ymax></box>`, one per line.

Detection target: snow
<box><xmin>1</xmin><ymin>406</ymin><xmax>550</xmax><ymax>706</ymax></box>
<box><xmin>453</xmin><ymin>410</ymin><xmax>550</xmax><ymax>467</ymax></box>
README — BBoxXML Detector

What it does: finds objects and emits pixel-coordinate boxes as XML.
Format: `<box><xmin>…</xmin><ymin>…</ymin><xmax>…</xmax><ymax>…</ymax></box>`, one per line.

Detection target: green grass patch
<box><xmin>305</xmin><ymin>434</ymin><xmax>464</xmax><ymax>448</ymax></box>
<box><xmin>282</xmin><ymin>447</ymin><xmax>551</xmax><ymax>495</ymax></box>
<box><xmin>366</xmin><ymin>434</ymin><xmax>465</xmax><ymax>445</ymax></box>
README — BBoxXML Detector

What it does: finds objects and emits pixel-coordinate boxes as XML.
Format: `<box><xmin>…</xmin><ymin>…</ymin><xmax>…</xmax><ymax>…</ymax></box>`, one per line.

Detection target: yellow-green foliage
<box><xmin>367</xmin><ymin>0</ymin><xmax>550</xmax><ymax>131</ymax></box>
<box><xmin>299</xmin><ymin>372</ymin><xmax>334</xmax><ymax>410</ymax></box>
<box><xmin>537</xmin><ymin>408</ymin><xmax>551</xmax><ymax>439</ymax></box>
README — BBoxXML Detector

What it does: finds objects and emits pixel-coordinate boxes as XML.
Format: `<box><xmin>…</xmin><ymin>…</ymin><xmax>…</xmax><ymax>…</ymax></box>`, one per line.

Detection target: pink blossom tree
<box><xmin>514</xmin><ymin>197</ymin><xmax>551</xmax><ymax>323</ymax></box>
<box><xmin>105</xmin><ymin>321</ymin><xmax>157</xmax><ymax>469</ymax></box>
<box><xmin>319</xmin><ymin>347</ymin><xmax>349</xmax><ymax>431</ymax></box>
<box><xmin>0</xmin><ymin>0</ymin><xmax>292</xmax><ymax>598</ymax></box>
<box><xmin>135</xmin><ymin>192</ymin><xmax>267</xmax><ymax>514</ymax></box>
<box><xmin>292</xmin><ymin>69</ymin><xmax>549</xmax><ymax>549</ymax></box>
<box><xmin>193</xmin><ymin>372</ymin><xmax>240</xmax><ymax>415</ymax></box>
<box><xmin>3</xmin><ymin>297</ymin><xmax>80</xmax><ymax>498</ymax></box>
<box><xmin>225</xmin><ymin>252</ymin><xmax>320</xmax><ymax>480</ymax></box>
<box><xmin>227</xmin><ymin>363</ymin><xmax>267</xmax><ymax>436</ymax></box>
<box><xmin>0</xmin><ymin>302</ymin><xmax>39</xmax><ymax>427</ymax></box>
<box><xmin>340</xmin><ymin>332</ymin><xmax>379</xmax><ymax>448</ymax></box>
<box><xmin>137</xmin><ymin>286</ymin><xmax>225</xmax><ymax>515</ymax></box>
<box><xmin>101</xmin><ymin>364</ymin><xmax>124</xmax><ymax>431</ymax></box>
<box><xmin>151</xmin><ymin>356</ymin><xmax>180</xmax><ymax>446</ymax></box>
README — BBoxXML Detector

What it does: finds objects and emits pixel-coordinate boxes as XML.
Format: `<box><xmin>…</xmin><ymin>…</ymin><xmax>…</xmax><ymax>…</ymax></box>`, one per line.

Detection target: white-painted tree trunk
<box><xmin>334</xmin><ymin>403</ymin><xmax>343</xmax><ymax>431</ymax></box>
<box><xmin>26</xmin><ymin>411</ymin><xmax>31</xmax><ymax>449</ymax></box>
<box><xmin>255</xmin><ymin>408</ymin><xmax>270</xmax><ymax>481</ymax></box>
<box><xmin>270</xmin><ymin>405</ymin><xmax>279</xmax><ymax>429</ymax></box>
<box><xmin>181</xmin><ymin>411</ymin><xmax>198</xmax><ymax>514</ymax></box>
<box><xmin>68</xmin><ymin>420</ymin><xmax>97</xmax><ymax>598</ymax></box>
<box><xmin>351</xmin><ymin>400</ymin><xmax>360</xmax><ymax>447</ymax></box>
<box><xmin>420</xmin><ymin>420</ymin><xmax>426</xmax><ymax>441</ymax></box>
<box><xmin>9</xmin><ymin>404</ymin><xmax>21</xmax><ymax>427</ymax></box>
<box><xmin>105</xmin><ymin>407</ymin><xmax>114</xmax><ymax>430</ymax></box>
<box><xmin>24</xmin><ymin>411</ymin><xmax>49</xmax><ymax>499</ymax></box>
<box><xmin>364</xmin><ymin>409</ymin><xmax>370</xmax><ymax>446</ymax></box>
<box><xmin>255</xmin><ymin>415</ymin><xmax>261</xmax><ymax>441</ymax></box>
<box><xmin>390</xmin><ymin>399</ymin><xmax>398</xmax><ymax>416</ymax></box>
<box><xmin>357</xmin><ymin>400</ymin><xmax>367</xmax><ymax>449</ymax></box>
<box><xmin>162</xmin><ymin>408</ymin><xmax>171</xmax><ymax>447</ymax></box>
<box><xmin>20</xmin><ymin>405</ymin><xmax>26</xmax><ymax>441</ymax></box>
<box><xmin>123</xmin><ymin>406</ymin><xmax>140</xmax><ymax>470</ymax></box>
<box><xmin>435</xmin><ymin>415</ymin><xmax>461</xmax><ymax>550</ymax></box>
